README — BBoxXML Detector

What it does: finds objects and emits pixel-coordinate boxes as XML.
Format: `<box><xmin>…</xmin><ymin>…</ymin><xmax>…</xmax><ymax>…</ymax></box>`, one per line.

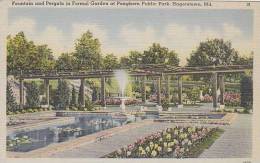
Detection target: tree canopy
<box><xmin>74</xmin><ymin>31</ymin><xmax>102</xmax><ymax>70</ymax></box>
<box><xmin>55</xmin><ymin>53</ymin><xmax>76</xmax><ymax>71</ymax></box>
<box><xmin>7</xmin><ymin>32</ymin><xmax>55</xmax><ymax>73</ymax></box>
<box><xmin>120</xmin><ymin>43</ymin><xmax>180</xmax><ymax>67</ymax></box>
<box><xmin>187</xmin><ymin>39</ymin><xmax>239</xmax><ymax>66</ymax></box>
<box><xmin>102</xmin><ymin>54</ymin><xmax>120</xmax><ymax>69</ymax></box>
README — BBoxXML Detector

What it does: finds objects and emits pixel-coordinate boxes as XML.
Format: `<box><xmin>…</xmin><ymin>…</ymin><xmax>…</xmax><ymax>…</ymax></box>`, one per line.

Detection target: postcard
<box><xmin>0</xmin><ymin>0</ymin><xmax>260</xmax><ymax>163</ymax></box>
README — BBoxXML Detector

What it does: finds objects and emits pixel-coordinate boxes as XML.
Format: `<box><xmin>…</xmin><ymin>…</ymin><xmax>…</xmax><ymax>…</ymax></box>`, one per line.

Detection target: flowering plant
<box><xmin>104</xmin><ymin>126</ymin><xmax>219</xmax><ymax>158</ymax></box>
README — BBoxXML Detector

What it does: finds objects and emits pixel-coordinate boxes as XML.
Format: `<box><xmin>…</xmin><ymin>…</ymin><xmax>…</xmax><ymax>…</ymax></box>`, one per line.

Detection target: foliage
<box><xmin>102</xmin><ymin>54</ymin><xmax>120</xmax><ymax>69</ymax></box>
<box><xmin>84</xmin><ymin>96</ymin><xmax>95</xmax><ymax>111</ymax></box>
<box><xmin>7</xmin><ymin>107</ymin><xmax>52</xmax><ymax>115</ymax></box>
<box><xmin>187</xmin><ymin>38</ymin><xmax>240</xmax><ymax>81</ymax></box>
<box><xmin>78</xmin><ymin>82</ymin><xmax>84</xmax><ymax>107</ymax></box>
<box><xmin>55</xmin><ymin>80</ymin><xmax>71</xmax><ymax>109</ymax></box>
<box><xmin>119</xmin><ymin>56</ymin><xmax>131</xmax><ymax>68</ymax></box>
<box><xmin>7</xmin><ymin>32</ymin><xmax>55</xmax><ymax>73</ymax></box>
<box><xmin>119</xmin><ymin>43</ymin><xmax>180</xmax><ymax>67</ymax></box>
<box><xmin>70</xmin><ymin>86</ymin><xmax>77</xmax><ymax>107</ymax></box>
<box><xmin>25</xmin><ymin>81</ymin><xmax>40</xmax><ymax>108</ymax></box>
<box><xmin>224</xmin><ymin>93</ymin><xmax>240</xmax><ymax>107</ymax></box>
<box><xmin>240</xmin><ymin>75</ymin><xmax>253</xmax><ymax>109</ymax></box>
<box><xmin>187</xmin><ymin>39</ymin><xmax>239</xmax><ymax>66</ymax></box>
<box><xmin>161</xmin><ymin>98</ymin><xmax>170</xmax><ymax>111</ymax></box>
<box><xmin>142</xmin><ymin>43</ymin><xmax>179</xmax><ymax>65</ymax></box>
<box><xmin>55</xmin><ymin>53</ymin><xmax>76</xmax><ymax>71</ymax></box>
<box><xmin>74</xmin><ymin>31</ymin><xmax>102</xmax><ymax>70</ymax></box>
<box><xmin>233</xmin><ymin>52</ymin><xmax>253</xmax><ymax>66</ymax></box>
<box><xmin>105</xmin><ymin>126</ymin><xmax>222</xmax><ymax>158</ymax></box>
<box><xmin>185</xmin><ymin>87</ymin><xmax>200</xmax><ymax>104</ymax></box>
<box><xmin>7</xmin><ymin>82</ymin><xmax>18</xmax><ymax>112</ymax></box>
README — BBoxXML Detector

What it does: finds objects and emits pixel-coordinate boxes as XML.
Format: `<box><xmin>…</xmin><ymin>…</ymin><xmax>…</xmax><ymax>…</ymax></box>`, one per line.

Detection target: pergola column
<box><xmin>141</xmin><ymin>76</ymin><xmax>146</xmax><ymax>103</ymax></box>
<box><xmin>44</xmin><ymin>79</ymin><xmax>50</xmax><ymax>107</ymax></box>
<box><xmin>157</xmin><ymin>77</ymin><xmax>161</xmax><ymax>105</ymax></box>
<box><xmin>177</xmin><ymin>75</ymin><xmax>183</xmax><ymax>108</ymax></box>
<box><xmin>212</xmin><ymin>72</ymin><xmax>218</xmax><ymax>108</ymax></box>
<box><xmin>80</xmin><ymin>78</ymin><xmax>85</xmax><ymax>107</ymax></box>
<box><xmin>101</xmin><ymin>76</ymin><xmax>106</xmax><ymax>107</ymax></box>
<box><xmin>218</xmin><ymin>74</ymin><xmax>225</xmax><ymax>105</ymax></box>
<box><xmin>19</xmin><ymin>78</ymin><xmax>24</xmax><ymax>110</ymax></box>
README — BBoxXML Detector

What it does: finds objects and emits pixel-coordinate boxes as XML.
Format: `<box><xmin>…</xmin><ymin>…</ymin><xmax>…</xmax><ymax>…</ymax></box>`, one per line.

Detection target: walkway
<box><xmin>51</xmin><ymin>122</ymin><xmax>175</xmax><ymax>158</ymax></box>
<box><xmin>200</xmin><ymin>114</ymin><xmax>252</xmax><ymax>158</ymax></box>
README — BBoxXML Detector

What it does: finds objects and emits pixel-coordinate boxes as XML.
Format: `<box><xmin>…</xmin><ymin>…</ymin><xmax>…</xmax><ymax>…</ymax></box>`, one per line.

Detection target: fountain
<box><xmin>114</xmin><ymin>70</ymin><xmax>129</xmax><ymax>112</ymax></box>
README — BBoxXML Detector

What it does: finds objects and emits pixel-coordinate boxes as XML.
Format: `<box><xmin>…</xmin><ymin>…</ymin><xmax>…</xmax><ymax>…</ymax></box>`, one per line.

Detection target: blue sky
<box><xmin>8</xmin><ymin>8</ymin><xmax>253</xmax><ymax>65</ymax></box>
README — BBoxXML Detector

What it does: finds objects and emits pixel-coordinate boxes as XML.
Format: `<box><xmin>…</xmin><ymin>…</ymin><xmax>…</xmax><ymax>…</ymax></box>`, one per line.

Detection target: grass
<box><xmin>184</xmin><ymin>128</ymin><xmax>224</xmax><ymax>158</ymax></box>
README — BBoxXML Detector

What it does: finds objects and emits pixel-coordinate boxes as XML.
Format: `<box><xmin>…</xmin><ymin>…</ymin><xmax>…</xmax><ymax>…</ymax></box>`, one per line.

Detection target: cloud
<box><xmin>119</xmin><ymin>24</ymin><xmax>156</xmax><ymax>50</ymax></box>
<box><xmin>9</xmin><ymin>18</ymin><xmax>36</xmax><ymax>36</ymax></box>
<box><xmin>8</xmin><ymin>18</ymin><xmax>66</xmax><ymax>58</ymax></box>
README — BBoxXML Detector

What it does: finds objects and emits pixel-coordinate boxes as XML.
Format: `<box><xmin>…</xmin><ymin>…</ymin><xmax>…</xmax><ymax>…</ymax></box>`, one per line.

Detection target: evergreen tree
<box><xmin>78</xmin><ymin>83</ymin><xmax>84</xmax><ymax>107</ymax></box>
<box><xmin>7</xmin><ymin>82</ymin><xmax>18</xmax><ymax>112</ymax></box>
<box><xmin>55</xmin><ymin>80</ymin><xmax>71</xmax><ymax>109</ymax></box>
<box><xmin>70</xmin><ymin>85</ymin><xmax>77</xmax><ymax>107</ymax></box>
<box><xmin>240</xmin><ymin>75</ymin><xmax>253</xmax><ymax>109</ymax></box>
<box><xmin>26</xmin><ymin>81</ymin><xmax>40</xmax><ymax>108</ymax></box>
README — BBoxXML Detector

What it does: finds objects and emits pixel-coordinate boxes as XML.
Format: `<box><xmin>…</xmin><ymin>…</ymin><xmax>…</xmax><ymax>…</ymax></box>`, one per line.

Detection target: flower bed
<box><xmin>7</xmin><ymin>107</ymin><xmax>52</xmax><ymax>115</ymax></box>
<box><xmin>201</xmin><ymin>93</ymin><xmax>240</xmax><ymax>107</ymax></box>
<box><xmin>104</xmin><ymin>126</ymin><xmax>223</xmax><ymax>158</ymax></box>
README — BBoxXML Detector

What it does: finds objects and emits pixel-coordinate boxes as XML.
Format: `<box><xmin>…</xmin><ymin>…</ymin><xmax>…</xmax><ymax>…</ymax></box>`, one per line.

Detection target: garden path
<box><xmin>200</xmin><ymin>114</ymin><xmax>252</xmax><ymax>158</ymax></box>
<box><xmin>50</xmin><ymin>122</ymin><xmax>175</xmax><ymax>158</ymax></box>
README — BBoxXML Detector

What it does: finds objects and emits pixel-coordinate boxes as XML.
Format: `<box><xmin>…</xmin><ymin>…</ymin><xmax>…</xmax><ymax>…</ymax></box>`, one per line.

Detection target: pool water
<box><xmin>7</xmin><ymin>114</ymin><xmax>129</xmax><ymax>152</ymax></box>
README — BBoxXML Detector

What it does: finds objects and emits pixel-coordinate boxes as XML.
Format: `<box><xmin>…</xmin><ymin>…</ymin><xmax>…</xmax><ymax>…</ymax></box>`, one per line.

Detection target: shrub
<box><xmin>186</xmin><ymin>87</ymin><xmax>200</xmax><ymax>104</ymax></box>
<box><xmin>55</xmin><ymin>80</ymin><xmax>71</xmax><ymax>110</ymax></box>
<box><xmin>70</xmin><ymin>86</ymin><xmax>77</xmax><ymax>107</ymax></box>
<box><xmin>7</xmin><ymin>82</ymin><xmax>18</xmax><ymax>112</ymax></box>
<box><xmin>161</xmin><ymin>99</ymin><xmax>169</xmax><ymax>111</ymax></box>
<box><xmin>85</xmin><ymin>97</ymin><xmax>95</xmax><ymax>111</ymax></box>
<box><xmin>25</xmin><ymin>81</ymin><xmax>40</xmax><ymax>108</ymax></box>
<box><xmin>240</xmin><ymin>75</ymin><xmax>253</xmax><ymax>109</ymax></box>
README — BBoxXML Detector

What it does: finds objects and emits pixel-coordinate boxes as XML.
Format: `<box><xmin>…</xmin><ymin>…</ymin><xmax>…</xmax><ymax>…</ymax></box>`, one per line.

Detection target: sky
<box><xmin>8</xmin><ymin>8</ymin><xmax>253</xmax><ymax>65</ymax></box>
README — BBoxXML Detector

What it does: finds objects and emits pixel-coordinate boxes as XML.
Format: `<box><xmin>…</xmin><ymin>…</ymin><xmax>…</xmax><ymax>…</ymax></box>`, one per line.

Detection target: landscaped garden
<box><xmin>6</xmin><ymin>29</ymin><xmax>253</xmax><ymax>158</ymax></box>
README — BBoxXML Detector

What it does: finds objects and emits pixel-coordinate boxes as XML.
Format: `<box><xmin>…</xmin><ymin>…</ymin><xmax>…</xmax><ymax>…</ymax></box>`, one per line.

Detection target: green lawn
<box><xmin>184</xmin><ymin>128</ymin><xmax>224</xmax><ymax>158</ymax></box>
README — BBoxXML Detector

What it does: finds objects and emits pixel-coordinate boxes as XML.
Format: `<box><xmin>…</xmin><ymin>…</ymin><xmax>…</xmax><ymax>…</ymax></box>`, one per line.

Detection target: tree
<box><xmin>142</xmin><ymin>43</ymin><xmax>179</xmax><ymax>66</ymax></box>
<box><xmin>128</xmin><ymin>51</ymin><xmax>143</xmax><ymax>65</ymax></box>
<box><xmin>120</xmin><ymin>56</ymin><xmax>131</xmax><ymax>68</ymax></box>
<box><xmin>187</xmin><ymin>39</ymin><xmax>240</xmax><ymax>81</ymax></box>
<box><xmin>185</xmin><ymin>87</ymin><xmax>200</xmax><ymax>104</ymax></box>
<box><xmin>7</xmin><ymin>32</ymin><xmax>55</xmax><ymax>72</ymax></box>
<box><xmin>25</xmin><ymin>81</ymin><xmax>40</xmax><ymax>108</ymax></box>
<box><xmin>167</xmin><ymin>51</ymin><xmax>180</xmax><ymax>66</ymax></box>
<box><xmin>240</xmin><ymin>75</ymin><xmax>253</xmax><ymax>109</ymax></box>
<box><xmin>55</xmin><ymin>53</ymin><xmax>76</xmax><ymax>71</ymax></box>
<box><xmin>35</xmin><ymin>45</ymin><xmax>55</xmax><ymax>70</ymax></box>
<box><xmin>55</xmin><ymin>80</ymin><xmax>71</xmax><ymax>109</ymax></box>
<box><xmin>233</xmin><ymin>52</ymin><xmax>253</xmax><ymax>66</ymax></box>
<box><xmin>74</xmin><ymin>31</ymin><xmax>102</xmax><ymax>70</ymax></box>
<box><xmin>70</xmin><ymin>86</ymin><xmax>77</xmax><ymax>107</ymax></box>
<box><xmin>78</xmin><ymin>83</ymin><xmax>84</xmax><ymax>107</ymax></box>
<box><xmin>7</xmin><ymin>82</ymin><xmax>18</xmax><ymax>112</ymax></box>
<box><xmin>102</xmin><ymin>54</ymin><xmax>120</xmax><ymax>69</ymax></box>
<box><xmin>187</xmin><ymin>39</ymin><xmax>239</xmax><ymax>66</ymax></box>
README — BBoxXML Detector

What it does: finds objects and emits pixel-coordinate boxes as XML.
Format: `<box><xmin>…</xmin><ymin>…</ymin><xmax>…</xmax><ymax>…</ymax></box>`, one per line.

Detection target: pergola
<box><xmin>11</xmin><ymin>64</ymin><xmax>252</xmax><ymax>110</ymax></box>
